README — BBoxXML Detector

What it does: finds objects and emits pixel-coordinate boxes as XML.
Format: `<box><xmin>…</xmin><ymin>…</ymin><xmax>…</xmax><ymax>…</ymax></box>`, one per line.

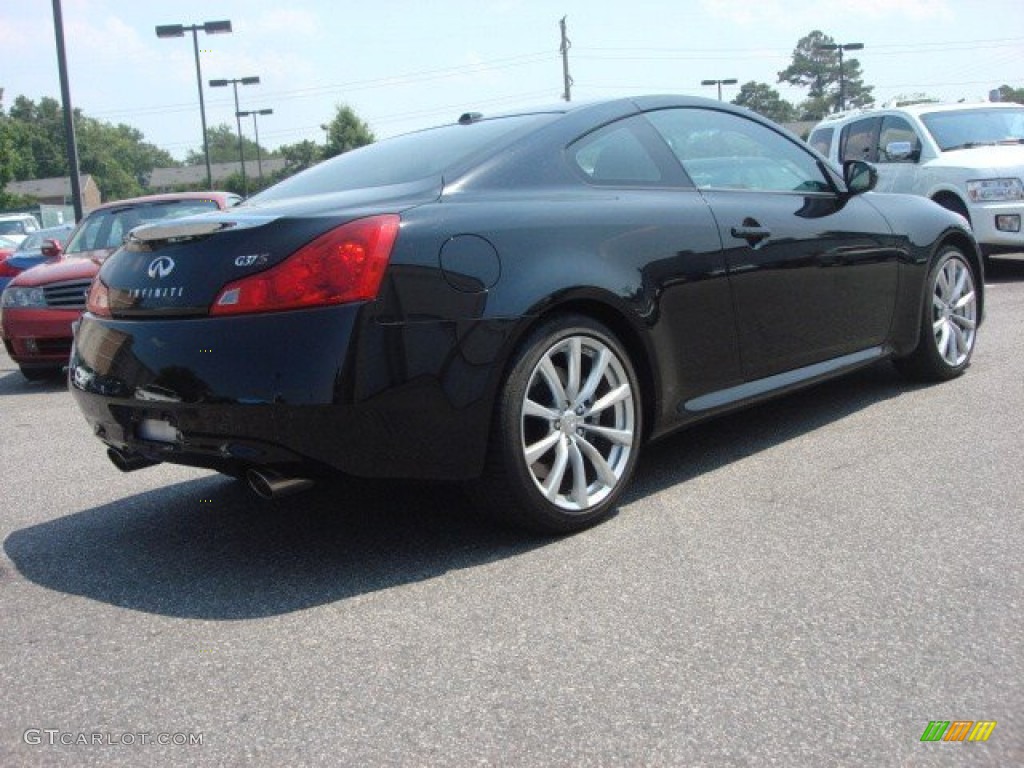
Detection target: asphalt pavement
<box><xmin>1</xmin><ymin>259</ymin><xmax>1022</xmax><ymax>767</ymax></box>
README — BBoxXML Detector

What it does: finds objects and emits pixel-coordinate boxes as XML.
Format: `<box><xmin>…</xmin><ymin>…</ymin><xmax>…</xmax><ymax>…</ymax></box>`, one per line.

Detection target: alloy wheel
<box><xmin>931</xmin><ymin>254</ymin><xmax>977</xmax><ymax>367</ymax></box>
<box><xmin>519</xmin><ymin>334</ymin><xmax>636</xmax><ymax>512</ymax></box>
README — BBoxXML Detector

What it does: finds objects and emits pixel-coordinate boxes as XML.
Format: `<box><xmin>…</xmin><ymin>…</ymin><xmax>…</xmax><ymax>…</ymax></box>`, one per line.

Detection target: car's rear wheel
<box><xmin>894</xmin><ymin>245</ymin><xmax>979</xmax><ymax>381</ymax></box>
<box><xmin>478</xmin><ymin>315</ymin><xmax>641</xmax><ymax>533</ymax></box>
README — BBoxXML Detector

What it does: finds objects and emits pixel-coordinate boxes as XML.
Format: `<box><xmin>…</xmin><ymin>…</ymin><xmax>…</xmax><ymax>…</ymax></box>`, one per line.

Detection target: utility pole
<box><xmin>51</xmin><ymin>0</ymin><xmax>84</xmax><ymax>221</ymax></box>
<box><xmin>559</xmin><ymin>16</ymin><xmax>572</xmax><ymax>102</ymax></box>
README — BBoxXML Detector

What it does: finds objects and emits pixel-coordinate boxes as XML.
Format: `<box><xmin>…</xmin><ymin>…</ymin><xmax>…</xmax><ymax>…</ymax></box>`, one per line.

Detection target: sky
<box><xmin>2</xmin><ymin>0</ymin><xmax>1023</xmax><ymax>162</ymax></box>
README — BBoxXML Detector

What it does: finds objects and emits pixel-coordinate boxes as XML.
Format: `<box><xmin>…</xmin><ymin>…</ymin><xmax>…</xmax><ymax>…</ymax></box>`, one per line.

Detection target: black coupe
<box><xmin>70</xmin><ymin>96</ymin><xmax>983</xmax><ymax>532</ymax></box>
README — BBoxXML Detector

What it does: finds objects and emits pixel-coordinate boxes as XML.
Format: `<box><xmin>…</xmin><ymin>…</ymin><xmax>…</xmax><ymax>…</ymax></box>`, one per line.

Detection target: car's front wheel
<box><xmin>478</xmin><ymin>315</ymin><xmax>642</xmax><ymax>533</ymax></box>
<box><xmin>894</xmin><ymin>245</ymin><xmax>979</xmax><ymax>381</ymax></box>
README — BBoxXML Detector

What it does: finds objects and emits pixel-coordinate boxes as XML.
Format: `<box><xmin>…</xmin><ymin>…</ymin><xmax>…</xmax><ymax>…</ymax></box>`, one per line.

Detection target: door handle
<box><xmin>730</xmin><ymin>225</ymin><xmax>771</xmax><ymax>247</ymax></box>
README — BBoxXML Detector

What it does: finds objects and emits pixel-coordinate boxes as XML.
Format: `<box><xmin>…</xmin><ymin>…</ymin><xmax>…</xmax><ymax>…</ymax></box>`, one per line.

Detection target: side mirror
<box><xmin>843</xmin><ymin>160</ymin><xmax>878</xmax><ymax>195</ymax></box>
<box><xmin>40</xmin><ymin>239</ymin><xmax>63</xmax><ymax>259</ymax></box>
<box><xmin>884</xmin><ymin>140</ymin><xmax>919</xmax><ymax>162</ymax></box>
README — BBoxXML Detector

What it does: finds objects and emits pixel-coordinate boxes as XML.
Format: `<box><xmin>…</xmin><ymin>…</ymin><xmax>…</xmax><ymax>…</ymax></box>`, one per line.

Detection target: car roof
<box><xmin>813</xmin><ymin>100</ymin><xmax>1023</xmax><ymax>128</ymax></box>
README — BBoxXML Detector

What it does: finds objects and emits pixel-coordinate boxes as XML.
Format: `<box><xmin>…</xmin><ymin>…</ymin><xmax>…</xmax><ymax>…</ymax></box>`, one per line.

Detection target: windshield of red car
<box><xmin>64</xmin><ymin>200</ymin><xmax>221</xmax><ymax>256</ymax></box>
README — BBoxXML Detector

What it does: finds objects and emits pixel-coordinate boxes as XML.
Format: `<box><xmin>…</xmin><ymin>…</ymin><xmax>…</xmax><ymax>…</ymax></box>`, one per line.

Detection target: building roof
<box><xmin>5</xmin><ymin>175</ymin><xmax>98</xmax><ymax>198</ymax></box>
<box><xmin>147</xmin><ymin>159</ymin><xmax>287</xmax><ymax>189</ymax></box>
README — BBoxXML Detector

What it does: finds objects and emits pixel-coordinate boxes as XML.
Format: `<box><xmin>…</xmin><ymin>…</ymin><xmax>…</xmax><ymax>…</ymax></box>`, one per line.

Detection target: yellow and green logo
<box><xmin>920</xmin><ymin>721</ymin><xmax>997</xmax><ymax>742</ymax></box>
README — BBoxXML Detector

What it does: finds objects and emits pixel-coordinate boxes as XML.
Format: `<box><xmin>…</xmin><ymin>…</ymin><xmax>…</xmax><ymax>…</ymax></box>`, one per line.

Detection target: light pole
<box><xmin>210</xmin><ymin>76</ymin><xmax>259</xmax><ymax>195</ymax></box>
<box><xmin>155</xmin><ymin>20</ymin><xmax>232</xmax><ymax>189</ymax></box>
<box><xmin>701</xmin><ymin>78</ymin><xmax>738</xmax><ymax>102</ymax></box>
<box><xmin>237</xmin><ymin>109</ymin><xmax>273</xmax><ymax>181</ymax></box>
<box><xmin>814</xmin><ymin>42</ymin><xmax>864</xmax><ymax>112</ymax></box>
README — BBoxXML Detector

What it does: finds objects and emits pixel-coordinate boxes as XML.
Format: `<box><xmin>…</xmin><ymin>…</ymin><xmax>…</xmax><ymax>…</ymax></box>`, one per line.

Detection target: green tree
<box><xmin>1</xmin><ymin>95</ymin><xmax>178</xmax><ymax>203</ymax></box>
<box><xmin>997</xmin><ymin>84</ymin><xmax>1024</xmax><ymax>103</ymax></box>
<box><xmin>778</xmin><ymin>31</ymin><xmax>873</xmax><ymax>119</ymax></box>
<box><xmin>184</xmin><ymin>124</ymin><xmax>272</xmax><ymax>166</ymax></box>
<box><xmin>277</xmin><ymin>139</ymin><xmax>324</xmax><ymax>175</ymax></box>
<box><xmin>732</xmin><ymin>82</ymin><xmax>797</xmax><ymax>123</ymax></box>
<box><xmin>322</xmin><ymin>104</ymin><xmax>374</xmax><ymax>160</ymax></box>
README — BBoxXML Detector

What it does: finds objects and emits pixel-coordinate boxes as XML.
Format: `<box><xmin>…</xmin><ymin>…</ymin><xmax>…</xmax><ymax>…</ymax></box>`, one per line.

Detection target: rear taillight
<box><xmin>86</xmin><ymin>279</ymin><xmax>112</xmax><ymax>317</ymax></box>
<box><xmin>211</xmin><ymin>214</ymin><xmax>400</xmax><ymax>316</ymax></box>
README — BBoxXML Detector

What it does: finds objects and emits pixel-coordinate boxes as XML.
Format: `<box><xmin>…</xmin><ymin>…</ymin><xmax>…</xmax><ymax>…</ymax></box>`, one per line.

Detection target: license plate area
<box><xmin>137</xmin><ymin>418</ymin><xmax>180</xmax><ymax>444</ymax></box>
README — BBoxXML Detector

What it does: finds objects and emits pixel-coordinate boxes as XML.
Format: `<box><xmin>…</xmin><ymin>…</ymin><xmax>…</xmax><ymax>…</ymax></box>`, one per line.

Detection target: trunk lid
<box><xmin>95</xmin><ymin>181</ymin><xmax>439</xmax><ymax>318</ymax></box>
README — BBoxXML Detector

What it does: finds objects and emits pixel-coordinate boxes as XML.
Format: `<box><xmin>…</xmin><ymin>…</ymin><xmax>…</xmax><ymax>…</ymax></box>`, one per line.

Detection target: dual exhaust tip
<box><xmin>106</xmin><ymin>447</ymin><xmax>314</xmax><ymax>499</ymax></box>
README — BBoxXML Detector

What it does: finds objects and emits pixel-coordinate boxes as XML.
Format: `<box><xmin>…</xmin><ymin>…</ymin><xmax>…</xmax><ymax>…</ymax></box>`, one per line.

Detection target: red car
<box><xmin>1</xmin><ymin>192</ymin><xmax>240</xmax><ymax>380</ymax></box>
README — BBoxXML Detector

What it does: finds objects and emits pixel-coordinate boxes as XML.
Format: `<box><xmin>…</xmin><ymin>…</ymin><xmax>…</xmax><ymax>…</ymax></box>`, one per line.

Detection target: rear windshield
<box><xmin>920</xmin><ymin>107</ymin><xmax>1024</xmax><ymax>151</ymax></box>
<box><xmin>250</xmin><ymin>113</ymin><xmax>559</xmax><ymax>203</ymax></box>
<box><xmin>0</xmin><ymin>220</ymin><xmax>31</xmax><ymax>236</ymax></box>
<box><xmin>65</xmin><ymin>200</ymin><xmax>221</xmax><ymax>255</ymax></box>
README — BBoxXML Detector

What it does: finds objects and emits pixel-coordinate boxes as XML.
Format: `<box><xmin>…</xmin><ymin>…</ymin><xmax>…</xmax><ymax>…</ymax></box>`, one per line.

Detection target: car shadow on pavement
<box><xmin>985</xmin><ymin>255</ymin><xmax>1024</xmax><ymax>284</ymax></box>
<box><xmin>4</xmin><ymin>473</ymin><xmax>555</xmax><ymax>620</ymax></box>
<box><xmin>623</xmin><ymin>360</ymin><xmax>923</xmax><ymax>504</ymax></box>
<box><xmin>0</xmin><ymin>368</ymin><xmax>67</xmax><ymax>396</ymax></box>
<box><xmin>5</xmin><ymin>361</ymin><xmax>922</xmax><ymax>621</ymax></box>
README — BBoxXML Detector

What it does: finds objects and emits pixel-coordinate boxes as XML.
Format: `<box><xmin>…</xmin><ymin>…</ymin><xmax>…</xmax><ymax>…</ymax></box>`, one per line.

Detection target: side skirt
<box><xmin>680</xmin><ymin>346</ymin><xmax>887</xmax><ymax>414</ymax></box>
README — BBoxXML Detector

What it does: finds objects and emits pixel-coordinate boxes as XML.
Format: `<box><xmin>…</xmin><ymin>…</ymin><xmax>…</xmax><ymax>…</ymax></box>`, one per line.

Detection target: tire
<box><xmin>476</xmin><ymin>314</ymin><xmax>642</xmax><ymax>534</ymax></box>
<box><xmin>894</xmin><ymin>246</ymin><xmax>979</xmax><ymax>382</ymax></box>
<box><xmin>19</xmin><ymin>366</ymin><xmax>61</xmax><ymax>382</ymax></box>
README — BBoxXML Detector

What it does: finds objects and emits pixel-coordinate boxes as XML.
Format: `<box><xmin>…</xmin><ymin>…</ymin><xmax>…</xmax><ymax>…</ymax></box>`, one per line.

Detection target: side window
<box><xmin>645</xmin><ymin>107</ymin><xmax>832</xmax><ymax>193</ymax></box>
<box><xmin>808</xmin><ymin>127</ymin><xmax>834</xmax><ymax>157</ymax></box>
<box><xmin>878</xmin><ymin>115</ymin><xmax>921</xmax><ymax>162</ymax></box>
<box><xmin>839</xmin><ymin>117</ymin><xmax>880</xmax><ymax>162</ymax></box>
<box><xmin>570</xmin><ymin>119</ymin><xmax>664</xmax><ymax>185</ymax></box>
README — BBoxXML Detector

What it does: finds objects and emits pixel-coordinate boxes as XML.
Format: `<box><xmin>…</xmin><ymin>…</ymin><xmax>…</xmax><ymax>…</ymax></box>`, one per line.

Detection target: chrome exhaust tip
<box><xmin>246</xmin><ymin>468</ymin><xmax>315</xmax><ymax>499</ymax></box>
<box><xmin>107</xmin><ymin>446</ymin><xmax>158</xmax><ymax>473</ymax></box>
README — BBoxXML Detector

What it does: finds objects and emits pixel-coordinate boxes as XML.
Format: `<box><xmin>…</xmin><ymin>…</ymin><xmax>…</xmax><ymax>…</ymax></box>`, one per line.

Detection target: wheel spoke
<box><xmin>936</xmin><ymin>322</ymin><xmax>951</xmax><ymax>358</ymax></box>
<box><xmin>576</xmin><ymin>348</ymin><xmax>610</xmax><ymax>406</ymax></box>
<box><xmin>542</xmin><ymin>437</ymin><xmax>569</xmax><ymax>499</ymax></box>
<box><xmin>582</xmin><ymin>423</ymin><xmax>634</xmax><ymax>446</ymax></box>
<box><xmin>565</xmin><ymin>337</ymin><xmax>582</xmax><ymax>402</ymax></box>
<box><xmin>953</xmin><ymin>290</ymin><xmax>975</xmax><ymax>311</ymax></box>
<box><xmin>567</xmin><ymin>440</ymin><xmax>589</xmax><ymax>507</ymax></box>
<box><xmin>590</xmin><ymin>383</ymin><xmax>632</xmax><ymax>415</ymax></box>
<box><xmin>525</xmin><ymin>431</ymin><xmax>561</xmax><ymax>465</ymax></box>
<box><xmin>523</xmin><ymin>398</ymin><xmax>560</xmax><ymax>421</ymax></box>
<box><xmin>575</xmin><ymin>434</ymin><xmax>619</xmax><ymax>489</ymax></box>
<box><xmin>538</xmin><ymin>356</ymin><xmax>568</xmax><ymax>407</ymax></box>
<box><xmin>951</xmin><ymin>265</ymin><xmax>968</xmax><ymax>301</ymax></box>
<box><xmin>949</xmin><ymin>322</ymin><xmax>967</xmax><ymax>362</ymax></box>
<box><xmin>932</xmin><ymin>295</ymin><xmax>945</xmax><ymax>313</ymax></box>
<box><xmin>950</xmin><ymin>314</ymin><xmax>976</xmax><ymax>330</ymax></box>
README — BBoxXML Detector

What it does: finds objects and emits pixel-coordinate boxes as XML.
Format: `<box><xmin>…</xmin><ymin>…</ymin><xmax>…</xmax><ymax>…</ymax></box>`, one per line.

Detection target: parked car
<box><xmin>69</xmin><ymin>96</ymin><xmax>983</xmax><ymax>533</ymax></box>
<box><xmin>1</xmin><ymin>192</ymin><xmax>240</xmax><ymax>380</ymax></box>
<box><xmin>0</xmin><ymin>223</ymin><xmax>77</xmax><ymax>291</ymax></box>
<box><xmin>0</xmin><ymin>213</ymin><xmax>41</xmax><ymax>245</ymax></box>
<box><xmin>807</xmin><ymin>101</ymin><xmax>1024</xmax><ymax>261</ymax></box>
<box><xmin>0</xmin><ymin>236</ymin><xmax>19</xmax><ymax>258</ymax></box>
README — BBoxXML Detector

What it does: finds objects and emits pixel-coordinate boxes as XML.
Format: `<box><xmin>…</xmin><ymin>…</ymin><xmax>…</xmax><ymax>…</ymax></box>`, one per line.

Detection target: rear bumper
<box><xmin>69</xmin><ymin>306</ymin><xmax>509</xmax><ymax>480</ymax></box>
<box><xmin>0</xmin><ymin>306</ymin><xmax>80</xmax><ymax>367</ymax></box>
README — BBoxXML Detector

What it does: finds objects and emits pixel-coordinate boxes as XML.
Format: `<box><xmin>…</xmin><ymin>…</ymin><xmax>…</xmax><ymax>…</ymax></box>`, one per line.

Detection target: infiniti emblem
<box><xmin>147</xmin><ymin>256</ymin><xmax>176</xmax><ymax>279</ymax></box>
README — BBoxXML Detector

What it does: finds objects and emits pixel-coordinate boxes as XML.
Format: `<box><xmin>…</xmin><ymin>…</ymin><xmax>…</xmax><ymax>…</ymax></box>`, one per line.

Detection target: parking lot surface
<box><xmin>2</xmin><ymin>259</ymin><xmax>1022</xmax><ymax>767</ymax></box>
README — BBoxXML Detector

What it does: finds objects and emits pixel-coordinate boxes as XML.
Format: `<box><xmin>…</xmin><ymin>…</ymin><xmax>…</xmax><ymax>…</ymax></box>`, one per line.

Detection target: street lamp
<box><xmin>209</xmin><ymin>76</ymin><xmax>260</xmax><ymax>195</ymax></box>
<box><xmin>814</xmin><ymin>41</ymin><xmax>864</xmax><ymax>112</ymax></box>
<box><xmin>237</xmin><ymin>109</ymin><xmax>273</xmax><ymax>181</ymax></box>
<box><xmin>155</xmin><ymin>20</ymin><xmax>232</xmax><ymax>189</ymax></box>
<box><xmin>701</xmin><ymin>78</ymin><xmax>738</xmax><ymax>102</ymax></box>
